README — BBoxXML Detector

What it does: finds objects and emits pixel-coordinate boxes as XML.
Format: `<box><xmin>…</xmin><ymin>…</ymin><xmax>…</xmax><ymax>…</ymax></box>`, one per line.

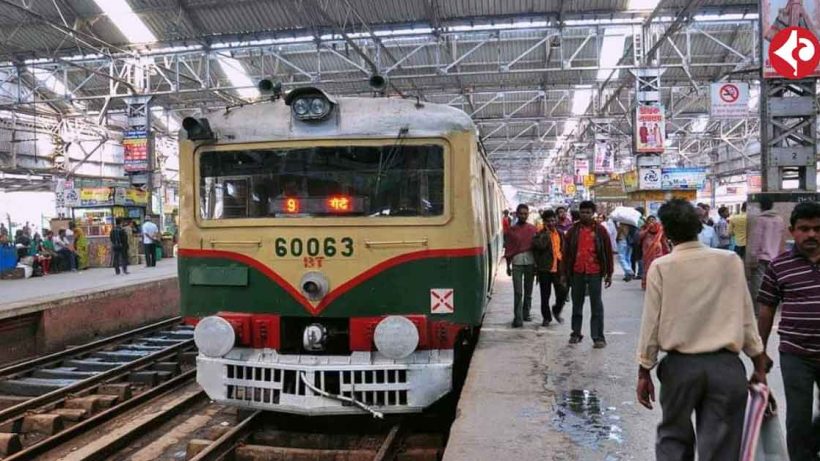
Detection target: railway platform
<box><xmin>443</xmin><ymin>270</ymin><xmax>788</xmax><ymax>461</ymax></box>
<box><xmin>0</xmin><ymin>259</ymin><xmax>179</xmax><ymax>365</ymax></box>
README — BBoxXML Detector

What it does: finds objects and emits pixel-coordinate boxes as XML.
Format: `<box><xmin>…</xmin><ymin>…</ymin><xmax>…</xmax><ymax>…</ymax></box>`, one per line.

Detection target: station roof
<box><xmin>0</xmin><ymin>0</ymin><xmax>760</xmax><ymax>191</ymax></box>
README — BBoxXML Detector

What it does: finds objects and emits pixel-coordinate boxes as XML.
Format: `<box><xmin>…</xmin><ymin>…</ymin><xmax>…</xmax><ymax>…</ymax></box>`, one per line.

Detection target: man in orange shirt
<box><xmin>563</xmin><ymin>201</ymin><xmax>614</xmax><ymax>348</ymax></box>
<box><xmin>534</xmin><ymin>209</ymin><xmax>566</xmax><ymax>326</ymax></box>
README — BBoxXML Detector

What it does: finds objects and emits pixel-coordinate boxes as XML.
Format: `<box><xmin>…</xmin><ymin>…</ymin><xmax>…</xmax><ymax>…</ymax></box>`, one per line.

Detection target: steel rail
<box><xmin>0</xmin><ymin>339</ymin><xmax>194</xmax><ymax>426</ymax></box>
<box><xmin>0</xmin><ymin>316</ymin><xmax>183</xmax><ymax>378</ymax></box>
<box><xmin>5</xmin><ymin>370</ymin><xmax>198</xmax><ymax>461</ymax></box>
<box><xmin>187</xmin><ymin>410</ymin><xmax>263</xmax><ymax>461</ymax></box>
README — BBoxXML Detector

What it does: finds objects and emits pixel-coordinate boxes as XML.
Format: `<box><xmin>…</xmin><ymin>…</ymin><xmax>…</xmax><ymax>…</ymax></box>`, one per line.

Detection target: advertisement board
<box><xmin>710</xmin><ymin>82</ymin><xmax>750</xmax><ymax>119</ymax></box>
<box><xmin>79</xmin><ymin>187</ymin><xmax>114</xmax><ymax>206</ymax></box>
<box><xmin>123</xmin><ymin>130</ymin><xmax>149</xmax><ymax>172</ymax></box>
<box><xmin>622</xmin><ymin>170</ymin><xmax>638</xmax><ymax>191</ymax></box>
<box><xmin>574</xmin><ymin>159</ymin><xmax>590</xmax><ymax>185</ymax></box>
<box><xmin>635</xmin><ymin>105</ymin><xmax>666</xmax><ymax>153</ymax></box>
<box><xmin>639</xmin><ymin>167</ymin><xmax>662</xmax><ymax>190</ymax></box>
<box><xmin>594</xmin><ymin>138</ymin><xmax>614</xmax><ymax>173</ymax></box>
<box><xmin>747</xmin><ymin>173</ymin><xmax>763</xmax><ymax>193</ymax></box>
<box><xmin>660</xmin><ymin>167</ymin><xmax>707</xmax><ymax>190</ymax></box>
<box><xmin>762</xmin><ymin>0</ymin><xmax>820</xmax><ymax>78</ymax></box>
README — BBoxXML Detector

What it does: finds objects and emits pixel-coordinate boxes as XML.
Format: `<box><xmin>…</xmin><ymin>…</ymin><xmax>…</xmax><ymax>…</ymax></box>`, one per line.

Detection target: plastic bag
<box><xmin>754</xmin><ymin>413</ymin><xmax>788</xmax><ymax>461</ymax></box>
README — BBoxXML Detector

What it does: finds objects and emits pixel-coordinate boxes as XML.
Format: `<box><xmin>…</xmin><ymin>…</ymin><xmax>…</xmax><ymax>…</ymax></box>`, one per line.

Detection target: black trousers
<box><xmin>144</xmin><ymin>243</ymin><xmax>156</xmax><ymax>267</ymax></box>
<box><xmin>537</xmin><ymin>271</ymin><xmax>566</xmax><ymax>322</ymax></box>
<box><xmin>112</xmin><ymin>248</ymin><xmax>128</xmax><ymax>274</ymax></box>
<box><xmin>570</xmin><ymin>274</ymin><xmax>604</xmax><ymax>341</ymax></box>
<box><xmin>780</xmin><ymin>352</ymin><xmax>820</xmax><ymax>461</ymax></box>
<box><xmin>656</xmin><ymin>352</ymin><xmax>748</xmax><ymax>461</ymax></box>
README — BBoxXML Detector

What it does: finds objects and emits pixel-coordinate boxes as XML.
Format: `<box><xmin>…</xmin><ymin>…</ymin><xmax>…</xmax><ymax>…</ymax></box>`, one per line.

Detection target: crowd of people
<box><xmin>0</xmin><ymin>216</ymin><xmax>162</xmax><ymax>278</ymax></box>
<box><xmin>502</xmin><ymin>198</ymin><xmax>819</xmax><ymax>461</ymax></box>
<box><xmin>0</xmin><ymin>221</ymin><xmax>88</xmax><ymax>275</ymax></box>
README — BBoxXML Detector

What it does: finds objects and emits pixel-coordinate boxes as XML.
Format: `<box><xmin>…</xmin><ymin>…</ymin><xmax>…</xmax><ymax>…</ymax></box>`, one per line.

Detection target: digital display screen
<box><xmin>270</xmin><ymin>196</ymin><xmax>367</xmax><ymax>215</ymax></box>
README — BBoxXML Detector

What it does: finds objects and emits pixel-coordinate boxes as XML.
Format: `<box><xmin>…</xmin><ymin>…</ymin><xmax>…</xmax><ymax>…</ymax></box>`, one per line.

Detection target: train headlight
<box><xmin>293</xmin><ymin>98</ymin><xmax>310</xmax><ymax>117</ymax></box>
<box><xmin>309</xmin><ymin>97</ymin><xmax>327</xmax><ymax>116</ymax></box>
<box><xmin>285</xmin><ymin>87</ymin><xmax>335</xmax><ymax>121</ymax></box>
<box><xmin>374</xmin><ymin>316</ymin><xmax>419</xmax><ymax>360</ymax></box>
<box><xmin>194</xmin><ymin>316</ymin><xmax>235</xmax><ymax>358</ymax></box>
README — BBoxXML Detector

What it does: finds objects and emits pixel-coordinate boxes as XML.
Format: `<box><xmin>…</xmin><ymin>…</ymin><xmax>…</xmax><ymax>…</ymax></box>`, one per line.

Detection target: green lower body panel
<box><xmin>178</xmin><ymin>250</ymin><xmax>488</xmax><ymax>325</ymax></box>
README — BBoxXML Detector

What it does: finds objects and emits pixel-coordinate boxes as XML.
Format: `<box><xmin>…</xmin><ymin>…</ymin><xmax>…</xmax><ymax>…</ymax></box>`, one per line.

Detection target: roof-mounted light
<box><xmin>181</xmin><ymin>117</ymin><xmax>214</xmax><ymax>141</ymax></box>
<box><xmin>284</xmin><ymin>87</ymin><xmax>336</xmax><ymax>121</ymax></box>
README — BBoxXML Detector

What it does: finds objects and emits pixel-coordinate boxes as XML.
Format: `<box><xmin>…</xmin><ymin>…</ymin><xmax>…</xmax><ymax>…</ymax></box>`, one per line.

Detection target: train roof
<box><xmin>195</xmin><ymin>95</ymin><xmax>476</xmax><ymax>143</ymax></box>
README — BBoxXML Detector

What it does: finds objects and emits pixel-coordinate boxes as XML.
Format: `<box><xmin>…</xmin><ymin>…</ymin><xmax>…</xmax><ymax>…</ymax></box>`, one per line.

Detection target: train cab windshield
<box><xmin>198</xmin><ymin>143</ymin><xmax>444</xmax><ymax>220</ymax></box>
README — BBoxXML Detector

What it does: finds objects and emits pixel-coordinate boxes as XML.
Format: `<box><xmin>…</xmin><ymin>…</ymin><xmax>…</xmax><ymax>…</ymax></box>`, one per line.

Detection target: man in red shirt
<box><xmin>563</xmin><ymin>200</ymin><xmax>614</xmax><ymax>347</ymax></box>
<box><xmin>504</xmin><ymin>204</ymin><xmax>537</xmax><ymax>328</ymax></box>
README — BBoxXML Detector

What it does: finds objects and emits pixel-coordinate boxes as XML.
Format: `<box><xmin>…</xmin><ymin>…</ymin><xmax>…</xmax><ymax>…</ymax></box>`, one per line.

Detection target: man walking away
<box><xmin>533</xmin><ymin>209</ymin><xmax>567</xmax><ymax>326</ymax></box>
<box><xmin>563</xmin><ymin>201</ymin><xmax>614</xmax><ymax>348</ymax></box>
<box><xmin>749</xmin><ymin>196</ymin><xmax>784</xmax><ymax>316</ymax></box>
<box><xmin>110</xmin><ymin>218</ymin><xmax>130</xmax><ymax>275</ymax></box>
<box><xmin>616</xmin><ymin>221</ymin><xmax>637</xmax><ymax>281</ymax></box>
<box><xmin>730</xmin><ymin>202</ymin><xmax>748</xmax><ymax>258</ymax></box>
<box><xmin>636</xmin><ymin>199</ymin><xmax>767</xmax><ymax>461</ymax></box>
<box><xmin>695</xmin><ymin>207</ymin><xmax>719</xmax><ymax>248</ymax></box>
<box><xmin>141</xmin><ymin>217</ymin><xmax>159</xmax><ymax>268</ymax></box>
<box><xmin>504</xmin><ymin>204</ymin><xmax>537</xmax><ymax>328</ymax></box>
<box><xmin>756</xmin><ymin>201</ymin><xmax>820</xmax><ymax>461</ymax></box>
<box><xmin>715</xmin><ymin>206</ymin><xmax>732</xmax><ymax>250</ymax></box>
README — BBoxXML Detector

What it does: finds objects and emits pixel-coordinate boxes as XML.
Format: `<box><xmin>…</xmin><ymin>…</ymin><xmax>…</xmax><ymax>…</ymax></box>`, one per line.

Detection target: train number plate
<box><xmin>273</xmin><ymin>237</ymin><xmax>354</xmax><ymax>267</ymax></box>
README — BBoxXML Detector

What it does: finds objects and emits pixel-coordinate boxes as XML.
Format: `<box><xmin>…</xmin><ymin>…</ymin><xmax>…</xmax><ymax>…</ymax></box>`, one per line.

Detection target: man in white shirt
<box><xmin>636</xmin><ymin>199</ymin><xmax>767</xmax><ymax>460</ymax></box>
<box><xmin>141</xmin><ymin>217</ymin><xmax>159</xmax><ymax>267</ymax></box>
<box><xmin>54</xmin><ymin>229</ymin><xmax>77</xmax><ymax>271</ymax></box>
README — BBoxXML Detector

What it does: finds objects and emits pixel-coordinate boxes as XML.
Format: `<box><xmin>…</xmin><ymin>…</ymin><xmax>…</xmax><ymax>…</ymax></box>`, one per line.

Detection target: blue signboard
<box><xmin>660</xmin><ymin>167</ymin><xmax>707</xmax><ymax>190</ymax></box>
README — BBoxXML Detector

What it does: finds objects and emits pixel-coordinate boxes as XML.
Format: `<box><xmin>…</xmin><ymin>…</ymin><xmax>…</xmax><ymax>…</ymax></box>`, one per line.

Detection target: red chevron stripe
<box><xmin>178</xmin><ymin>247</ymin><xmax>484</xmax><ymax>315</ymax></box>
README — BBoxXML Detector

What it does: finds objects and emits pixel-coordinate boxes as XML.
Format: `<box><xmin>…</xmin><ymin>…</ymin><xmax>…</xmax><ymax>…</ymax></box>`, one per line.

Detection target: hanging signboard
<box><xmin>710</xmin><ymin>82</ymin><xmax>750</xmax><ymax>119</ymax></box>
<box><xmin>574</xmin><ymin>159</ymin><xmax>589</xmax><ymax>185</ymax></box>
<box><xmin>639</xmin><ymin>167</ymin><xmax>662</xmax><ymax>190</ymax></box>
<box><xmin>622</xmin><ymin>170</ymin><xmax>639</xmax><ymax>191</ymax></box>
<box><xmin>660</xmin><ymin>167</ymin><xmax>707</xmax><ymax>190</ymax></box>
<box><xmin>762</xmin><ymin>0</ymin><xmax>820</xmax><ymax>79</ymax></box>
<box><xmin>123</xmin><ymin>130</ymin><xmax>149</xmax><ymax>173</ymax></box>
<box><xmin>79</xmin><ymin>187</ymin><xmax>114</xmax><ymax>206</ymax></box>
<box><xmin>583</xmin><ymin>174</ymin><xmax>596</xmax><ymax>188</ymax></box>
<box><xmin>564</xmin><ymin>183</ymin><xmax>576</xmax><ymax>195</ymax></box>
<box><xmin>593</xmin><ymin>137</ymin><xmax>614</xmax><ymax>173</ymax></box>
<box><xmin>634</xmin><ymin>105</ymin><xmax>666</xmax><ymax>153</ymax></box>
<box><xmin>747</xmin><ymin>173</ymin><xmax>763</xmax><ymax>193</ymax></box>
<box><xmin>125</xmin><ymin>189</ymin><xmax>149</xmax><ymax>206</ymax></box>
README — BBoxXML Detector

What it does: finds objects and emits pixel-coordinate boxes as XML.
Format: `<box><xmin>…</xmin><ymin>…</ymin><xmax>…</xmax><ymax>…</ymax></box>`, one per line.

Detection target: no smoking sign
<box><xmin>710</xmin><ymin>82</ymin><xmax>748</xmax><ymax>119</ymax></box>
<box><xmin>719</xmin><ymin>84</ymin><xmax>739</xmax><ymax>103</ymax></box>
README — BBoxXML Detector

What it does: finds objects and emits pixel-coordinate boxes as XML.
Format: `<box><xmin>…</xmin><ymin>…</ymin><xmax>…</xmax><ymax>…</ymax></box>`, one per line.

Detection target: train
<box><xmin>178</xmin><ymin>84</ymin><xmax>504</xmax><ymax>416</ymax></box>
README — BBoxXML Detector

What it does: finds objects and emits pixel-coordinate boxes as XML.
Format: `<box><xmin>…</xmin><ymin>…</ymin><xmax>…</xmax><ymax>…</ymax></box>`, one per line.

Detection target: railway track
<box><xmin>0</xmin><ymin>317</ymin><xmax>197</xmax><ymax>459</ymax></box>
<box><xmin>185</xmin><ymin>411</ymin><xmax>447</xmax><ymax>461</ymax></box>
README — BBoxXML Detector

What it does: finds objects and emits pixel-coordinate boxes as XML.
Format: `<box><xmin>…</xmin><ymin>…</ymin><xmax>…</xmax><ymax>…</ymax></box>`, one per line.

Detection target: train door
<box><xmin>480</xmin><ymin>167</ymin><xmax>493</xmax><ymax>295</ymax></box>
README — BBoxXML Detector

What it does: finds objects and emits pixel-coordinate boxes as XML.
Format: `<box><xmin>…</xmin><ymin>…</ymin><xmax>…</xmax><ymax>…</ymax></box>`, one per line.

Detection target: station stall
<box><xmin>67</xmin><ymin>187</ymin><xmax>149</xmax><ymax>267</ymax></box>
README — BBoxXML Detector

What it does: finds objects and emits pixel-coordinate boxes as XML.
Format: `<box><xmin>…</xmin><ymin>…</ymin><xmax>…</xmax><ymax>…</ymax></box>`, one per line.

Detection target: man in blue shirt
<box><xmin>696</xmin><ymin>207</ymin><xmax>719</xmax><ymax>248</ymax></box>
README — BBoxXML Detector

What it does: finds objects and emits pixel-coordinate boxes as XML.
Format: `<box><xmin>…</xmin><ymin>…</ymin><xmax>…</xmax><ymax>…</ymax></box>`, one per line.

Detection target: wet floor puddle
<box><xmin>553</xmin><ymin>389</ymin><xmax>624</xmax><ymax>448</ymax></box>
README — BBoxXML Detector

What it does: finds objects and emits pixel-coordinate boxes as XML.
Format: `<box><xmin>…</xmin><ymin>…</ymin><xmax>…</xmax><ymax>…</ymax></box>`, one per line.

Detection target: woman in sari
<box><xmin>70</xmin><ymin>221</ymin><xmax>89</xmax><ymax>269</ymax></box>
<box><xmin>639</xmin><ymin>215</ymin><xmax>671</xmax><ymax>290</ymax></box>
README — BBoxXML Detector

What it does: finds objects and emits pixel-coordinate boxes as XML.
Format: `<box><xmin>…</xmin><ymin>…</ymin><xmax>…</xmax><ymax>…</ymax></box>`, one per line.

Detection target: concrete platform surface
<box><xmin>0</xmin><ymin>258</ymin><xmax>177</xmax><ymax>319</ymax></box>
<box><xmin>444</xmin><ymin>269</ymin><xmax>787</xmax><ymax>461</ymax></box>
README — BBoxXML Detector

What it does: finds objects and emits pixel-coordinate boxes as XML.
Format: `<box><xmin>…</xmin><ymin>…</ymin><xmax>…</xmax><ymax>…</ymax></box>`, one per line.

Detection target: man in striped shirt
<box><xmin>757</xmin><ymin>201</ymin><xmax>820</xmax><ymax>461</ymax></box>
